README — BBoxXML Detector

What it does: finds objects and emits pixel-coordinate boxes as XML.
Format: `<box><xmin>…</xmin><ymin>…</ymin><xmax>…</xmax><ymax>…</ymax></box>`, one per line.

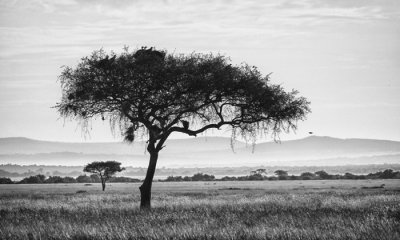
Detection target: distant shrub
<box><xmin>330</xmin><ymin>174</ymin><xmax>341</xmax><ymax>180</ymax></box>
<box><xmin>379</xmin><ymin>169</ymin><xmax>399</xmax><ymax>179</ymax></box>
<box><xmin>63</xmin><ymin>177</ymin><xmax>77</xmax><ymax>183</ymax></box>
<box><xmin>289</xmin><ymin>175</ymin><xmax>298</xmax><ymax>180</ymax></box>
<box><xmin>90</xmin><ymin>174</ymin><xmax>101</xmax><ymax>183</ymax></box>
<box><xmin>109</xmin><ymin>177</ymin><xmax>141</xmax><ymax>183</ymax></box>
<box><xmin>76</xmin><ymin>175</ymin><xmax>93</xmax><ymax>183</ymax></box>
<box><xmin>220</xmin><ymin>176</ymin><xmax>237</xmax><ymax>181</ymax></box>
<box><xmin>343</xmin><ymin>173</ymin><xmax>357</xmax><ymax>179</ymax></box>
<box><xmin>274</xmin><ymin>170</ymin><xmax>288</xmax><ymax>177</ymax></box>
<box><xmin>163</xmin><ymin>173</ymin><xmax>215</xmax><ymax>182</ymax></box>
<box><xmin>247</xmin><ymin>173</ymin><xmax>265</xmax><ymax>181</ymax></box>
<box><xmin>278</xmin><ymin>175</ymin><xmax>289</xmax><ymax>180</ymax></box>
<box><xmin>165</xmin><ymin>176</ymin><xmax>184</xmax><ymax>182</ymax></box>
<box><xmin>300</xmin><ymin>172</ymin><xmax>316</xmax><ymax>180</ymax></box>
<box><xmin>45</xmin><ymin>176</ymin><xmax>64</xmax><ymax>183</ymax></box>
<box><xmin>315</xmin><ymin>170</ymin><xmax>331</xmax><ymax>179</ymax></box>
<box><xmin>0</xmin><ymin>177</ymin><xmax>13</xmax><ymax>184</ymax></box>
<box><xmin>161</xmin><ymin>169</ymin><xmax>400</xmax><ymax>182</ymax></box>
<box><xmin>192</xmin><ymin>173</ymin><xmax>215</xmax><ymax>181</ymax></box>
<box><xmin>18</xmin><ymin>175</ymin><xmax>46</xmax><ymax>184</ymax></box>
<box><xmin>183</xmin><ymin>176</ymin><xmax>192</xmax><ymax>181</ymax></box>
<box><xmin>12</xmin><ymin>168</ymin><xmax>400</xmax><ymax>185</ymax></box>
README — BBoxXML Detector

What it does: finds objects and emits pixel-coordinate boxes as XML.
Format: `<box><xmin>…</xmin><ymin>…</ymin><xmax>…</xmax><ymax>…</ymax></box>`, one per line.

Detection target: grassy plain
<box><xmin>1</xmin><ymin>180</ymin><xmax>400</xmax><ymax>240</ymax></box>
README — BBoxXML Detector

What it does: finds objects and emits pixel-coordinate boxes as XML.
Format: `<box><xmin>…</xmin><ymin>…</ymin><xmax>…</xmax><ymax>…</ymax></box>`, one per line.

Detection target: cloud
<box><xmin>288</xmin><ymin>7</ymin><xmax>388</xmax><ymax>22</ymax></box>
<box><xmin>275</xmin><ymin>0</ymin><xmax>396</xmax><ymax>25</ymax></box>
<box><xmin>1</xmin><ymin>0</ymin><xmax>400</xmax><ymax>142</ymax></box>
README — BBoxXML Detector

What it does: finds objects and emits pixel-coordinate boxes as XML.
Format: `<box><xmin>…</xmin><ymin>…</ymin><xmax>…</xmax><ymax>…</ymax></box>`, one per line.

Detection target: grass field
<box><xmin>1</xmin><ymin>180</ymin><xmax>400</xmax><ymax>240</ymax></box>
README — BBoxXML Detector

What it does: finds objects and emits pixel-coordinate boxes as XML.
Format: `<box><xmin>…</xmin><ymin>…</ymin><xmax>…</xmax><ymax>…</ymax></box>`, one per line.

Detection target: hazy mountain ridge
<box><xmin>0</xmin><ymin>137</ymin><xmax>242</xmax><ymax>155</ymax></box>
<box><xmin>0</xmin><ymin>136</ymin><xmax>399</xmax><ymax>167</ymax></box>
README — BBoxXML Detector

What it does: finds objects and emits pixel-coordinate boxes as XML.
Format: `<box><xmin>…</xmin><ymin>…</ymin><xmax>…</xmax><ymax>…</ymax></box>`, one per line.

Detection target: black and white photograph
<box><xmin>0</xmin><ymin>0</ymin><xmax>399</xmax><ymax>239</ymax></box>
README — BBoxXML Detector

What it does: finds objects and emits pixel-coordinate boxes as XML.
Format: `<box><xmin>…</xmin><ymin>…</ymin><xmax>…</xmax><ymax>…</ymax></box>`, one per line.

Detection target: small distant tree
<box><xmin>165</xmin><ymin>176</ymin><xmax>184</xmax><ymax>182</ymax></box>
<box><xmin>45</xmin><ymin>176</ymin><xmax>64</xmax><ymax>183</ymax></box>
<box><xmin>19</xmin><ymin>174</ymin><xmax>46</xmax><ymax>184</ymax></box>
<box><xmin>192</xmin><ymin>173</ymin><xmax>215</xmax><ymax>181</ymax></box>
<box><xmin>274</xmin><ymin>170</ymin><xmax>289</xmax><ymax>180</ymax></box>
<box><xmin>248</xmin><ymin>173</ymin><xmax>265</xmax><ymax>180</ymax></box>
<box><xmin>63</xmin><ymin>176</ymin><xmax>77</xmax><ymax>183</ymax></box>
<box><xmin>300</xmin><ymin>172</ymin><xmax>316</xmax><ymax>180</ymax></box>
<box><xmin>76</xmin><ymin>175</ymin><xmax>92</xmax><ymax>183</ymax></box>
<box><xmin>249</xmin><ymin>168</ymin><xmax>267</xmax><ymax>180</ymax></box>
<box><xmin>274</xmin><ymin>170</ymin><xmax>288</xmax><ymax>176</ymax></box>
<box><xmin>0</xmin><ymin>177</ymin><xmax>13</xmax><ymax>184</ymax></box>
<box><xmin>315</xmin><ymin>170</ymin><xmax>330</xmax><ymax>179</ymax></box>
<box><xmin>343</xmin><ymin>172</ymin><xmax>356</xmax><ymax>180</ymax></box>
<box><xmin>83</xmin><ymin>161</ymin><xmax>125</xmax><ymax>191</ymax></box>
<box><xmin>380</xmin><ymin>169</ymin><xmax>395</xmax><ymax>179</ymax></box>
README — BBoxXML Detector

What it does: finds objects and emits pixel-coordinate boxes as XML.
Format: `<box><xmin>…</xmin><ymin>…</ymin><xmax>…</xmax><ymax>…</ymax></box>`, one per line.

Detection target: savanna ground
<box><xmin>1</xmin><ymin>180</ymin><xmax>400</xmax><ymax>240</ymax></box>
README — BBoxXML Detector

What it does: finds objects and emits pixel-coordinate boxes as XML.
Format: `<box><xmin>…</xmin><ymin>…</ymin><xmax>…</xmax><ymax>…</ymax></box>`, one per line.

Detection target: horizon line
<box><xmin>0</xmin><ymin>135</ymin><xmax>399</xmax><ymax>143</ymax></box>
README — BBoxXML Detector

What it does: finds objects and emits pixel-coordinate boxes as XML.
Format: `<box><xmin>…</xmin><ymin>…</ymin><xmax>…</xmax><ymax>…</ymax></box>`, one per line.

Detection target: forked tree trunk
<box><xmin>139</xmin><ymin>150</ymin><xmax>159</xmax><ymax>209</ymax></box>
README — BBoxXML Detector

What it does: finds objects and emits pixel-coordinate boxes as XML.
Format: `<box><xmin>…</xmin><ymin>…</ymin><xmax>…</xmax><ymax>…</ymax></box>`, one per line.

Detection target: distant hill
<box><xmin>0</xmin><ymin>137</ymin><xmax>137</xmax><ymax>155</ymax></box>
<box><xmin>0</xmin><ymin>137</ymin><xmax>244</xmax><ymax>155</ymax></box>
<box><xmin>243</xmin><ymin>136</ymin><xmax>400</xmax><ymax>159</ymax></box>
<box><xmin>0</xmin><ymin>136</ymin><xmax>399</xmax><ymax>167</ymax></box>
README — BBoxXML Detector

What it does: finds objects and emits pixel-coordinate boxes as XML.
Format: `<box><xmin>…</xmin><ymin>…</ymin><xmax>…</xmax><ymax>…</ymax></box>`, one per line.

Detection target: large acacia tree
<box><xmin>56</xmin><ymin>47</ymin><xmax>310</xmax><ymax>209</ymax></box>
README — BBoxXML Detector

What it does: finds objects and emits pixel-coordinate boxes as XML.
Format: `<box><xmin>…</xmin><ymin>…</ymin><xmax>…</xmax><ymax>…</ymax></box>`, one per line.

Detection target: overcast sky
<box><xmin>0</xmin><ymin>0</ymin><xmax>399</xmax><ymax>142</ymax></box>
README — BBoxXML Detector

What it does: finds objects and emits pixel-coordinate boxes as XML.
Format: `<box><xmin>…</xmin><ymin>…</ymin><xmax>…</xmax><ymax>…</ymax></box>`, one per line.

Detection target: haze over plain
<box><xmin>1</xmin><ymin>136</ymin><xmax>399</xmax><ymax>167</ymax></box>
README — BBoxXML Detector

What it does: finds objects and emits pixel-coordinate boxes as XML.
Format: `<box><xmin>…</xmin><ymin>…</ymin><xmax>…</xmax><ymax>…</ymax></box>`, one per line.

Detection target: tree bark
<box><xmin>102</xmin><ymin>181</ymin><xmax>105</xmax><ymax>191</ymax></box>
<box><xmin>139</xmin><ymin>150</ymin><xmax>158</xmax><ymax>209</ymax></box>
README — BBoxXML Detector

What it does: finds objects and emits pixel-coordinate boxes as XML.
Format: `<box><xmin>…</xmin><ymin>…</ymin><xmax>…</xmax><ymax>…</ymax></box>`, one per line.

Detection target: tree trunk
<box><xmin>102</xmin><ymin>181</ymin><xmax>105</xmax><ymax>191</ymax></box>
<box><xmin>139</xmin><ymin>150</ymin><xmax>158</xmax><ymax>209</ymax></box>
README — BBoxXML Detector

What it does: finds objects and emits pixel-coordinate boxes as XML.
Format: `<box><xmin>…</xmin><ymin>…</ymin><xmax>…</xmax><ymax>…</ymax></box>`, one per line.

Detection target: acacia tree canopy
<box><xmin>56</xmin><ymin>47</ymin><xmax>310</xmax><ymax>208</ymax></box>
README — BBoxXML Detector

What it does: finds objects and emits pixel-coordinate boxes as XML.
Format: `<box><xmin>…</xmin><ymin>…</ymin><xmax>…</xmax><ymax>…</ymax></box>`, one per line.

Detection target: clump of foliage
<box><xmin>0</xmin><ymin>177</ymin><xmax>13</xmax><ymax>184</ymax></box>
<box><xmin>315</xmin><ymin>170</ymin><xmax>331</xmax><ymax>179</ymax></box>
<box><xmin>274</xmin><ymin>170</ymin><xmax>289</xmax><ymax>180</ymax></box>
<box><xmin>368</xmin><ymin>169</ymin><xmax>400</xmax><ymax>179</ymax></box>
<box><xmin>45</xmin><ymin>176</ymin><xmax>77</xmax><ymax>183</ymax></box>
<box><xmin>18</xmin><ymin>174</ymin><xmax>46</xmax><ymax>184</ymax></box>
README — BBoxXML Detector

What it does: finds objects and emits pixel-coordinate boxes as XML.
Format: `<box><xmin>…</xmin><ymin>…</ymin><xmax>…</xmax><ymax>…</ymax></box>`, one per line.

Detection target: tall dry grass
<box><xmin>1</xmin><ymin>189</ymin><xmax>399</xmax><ymax>239</ymax></box>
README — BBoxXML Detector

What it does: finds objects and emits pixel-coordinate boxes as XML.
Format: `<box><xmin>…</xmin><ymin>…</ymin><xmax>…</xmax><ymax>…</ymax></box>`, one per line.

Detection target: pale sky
<box><xmin>0</xmin><ymin>0</ymin><xmax>399</xmax><ymax>142</ymax></box>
